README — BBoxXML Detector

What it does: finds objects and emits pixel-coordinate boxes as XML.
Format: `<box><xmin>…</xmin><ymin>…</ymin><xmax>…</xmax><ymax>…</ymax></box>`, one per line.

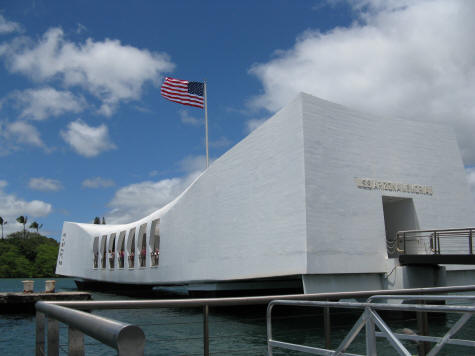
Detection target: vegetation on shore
<box><xmin>0</xmin><ymin>231</ymin><xmax>59</xmax><ymax>278</ymax></box>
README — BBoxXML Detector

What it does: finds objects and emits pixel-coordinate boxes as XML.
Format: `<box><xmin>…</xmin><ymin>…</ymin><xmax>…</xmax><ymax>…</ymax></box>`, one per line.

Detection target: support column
<box><xmin>47</xmin><ymin>318</ymin><xmax>59</xmax><ymax>356</ymax></box>
<box><xmin>203</xmin><ymin>304</ymin><xmax>209</xmax><ymax>356</ymax></box>
<box><xmin>69</xmin><ymin>327</ymin><xmax>85</xmax><ymax>356</ymax></box>
<box><xmin>36</xmin><ymin>312</ymin><xmax>45</xmax><ymax>356</ymax></box>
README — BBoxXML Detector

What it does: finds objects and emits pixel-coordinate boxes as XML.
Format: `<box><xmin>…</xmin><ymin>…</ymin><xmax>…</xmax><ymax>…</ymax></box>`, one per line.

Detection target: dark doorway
<box><xmin>382</xmin><ymin>196</ymin><xmax>420</xmax><ymax>257</ymax></box>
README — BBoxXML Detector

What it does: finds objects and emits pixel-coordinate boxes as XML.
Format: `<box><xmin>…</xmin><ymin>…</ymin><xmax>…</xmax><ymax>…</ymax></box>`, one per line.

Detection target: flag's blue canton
<box><xmin>188</xmin><ymin>82</ymin><xmax>204</xmax><ymax>96</ymax></box>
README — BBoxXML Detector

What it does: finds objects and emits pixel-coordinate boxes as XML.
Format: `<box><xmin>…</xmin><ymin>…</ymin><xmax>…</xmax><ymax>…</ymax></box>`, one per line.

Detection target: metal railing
<box><xmin>36</xmin><ymin>284</ymin><xmax>475</xmax><ymax>355</ymax></box>
<box><xmin>36</xmin><ymin>301</ymin><xmax>145</xmax><ymax>356</ymax></box>
<box><xmin>395</xmin><ymin>227</ymin><xmax>475</xmax><ymax>255</ymax></box>
<box><xmin>368</xmin><ymin>295</ymin><xmax>475</xmax><ymax>356</ymax></box>
<box><xmin>267</xmin><ymin>295</ymin><xmax>475</xmax><ymax>356</ymax></box>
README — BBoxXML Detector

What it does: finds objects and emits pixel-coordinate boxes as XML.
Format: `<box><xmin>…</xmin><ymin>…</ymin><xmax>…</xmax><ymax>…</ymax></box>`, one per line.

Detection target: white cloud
<box><xmin>0</xmin><ymin>121</ymin><xmax>46</xmax><ymax>150</ymax></box>
<box><xmin>75</xmin><ymin>23</ymin><xmax>87</xmax><ymax>35</ymax></box>
<box><xmin>14</xmin><ymin>87</ymin><xmax>85</xmax><ymax>120</ymax></box>
<box><xmin>179</xmin><ymin>109</ymin><xmax>202</xmax><ymax>126</ymax></box>
<box><xmin>60</xmin><ymin>119</ymin><xmax>116</xmax><ymax>157</ymax></box>
<box><xmin>178</xmin><ymin>155</ymin><xmax>207</xmax><ymax>173</ymax></box>
<box><xmin>0</xmin><ymin>27</ymin><xmax>175</xmax><ymax>115</ymax></box>
<box><xmin>0</xmin><ymin>180</ymin><xmax>52</xmax><ymax>235</ymax></box>
<box><xmin>209</xmin><ymin>136</ymin><xmax>232</xmax><ymax>148</ymax></box>
<box><xmin>250</xmin><ymin>0</ymin><xmax>475</xmax><ymax>164</ymax></box>
<box><xmin>0</xmin><ymin>15</ymin><xmax>22</xmax><ymax>34</ymax></box>
<box><xmin>106</xmin><ymin>174</ymin><xmax>199</xmax><ymax>224</ymax></box>
<box><xmin>29</xmin><ymin>177</ymin><xmax>63</xmax><ymax>191</ymax></box>
<box><xmin>82</xmin><ymin>177</ymin><xmax>115</xmax><ymax>189</ymax></box>
<box><xmin>245</xmin><ymin>118</ymin><xmax>268</xmax><ymax>134</ymax></box>
<box><xmin>106</xmin><ymin>156</ymin><xmax>205</xmax><ymax>223</ymax></box>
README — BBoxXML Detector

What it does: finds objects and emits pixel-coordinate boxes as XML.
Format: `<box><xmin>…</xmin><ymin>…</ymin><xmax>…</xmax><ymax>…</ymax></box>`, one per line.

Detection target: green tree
<box><xmin>29</xmin><ymin>221</ymin><xmax>43</xmax><ymax>233</ymax></box>
<box><xmin>93</xmin><ymin>217</ymin><xmax>101</xmax><ymax>224</ymax></box>
<box><xmin>0</xmin><ymin>244</ymin><xmax>33</xmax><ymax>277</ymax></box>
<box><xmin>0</xmin><ymin>217</ymin><xmax>6</xmax><ymax>239</ymax></box>
<box><xmin>16</xmin><ymin>216</ymin><xmax>28</xmax><ymax>238</ymax></box>
<box><xmin>0</xmin><ymin>231</ymin><xmax>59</xmax><ymax>278</ymax></box>
<box><xmin>34</xmin><ymin>244</ymin><xmax>59</xmax><ymax>277</ymax></box>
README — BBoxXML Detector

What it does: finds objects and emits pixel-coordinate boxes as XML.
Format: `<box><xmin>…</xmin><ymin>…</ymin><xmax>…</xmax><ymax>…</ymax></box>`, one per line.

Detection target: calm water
<box><xmin>0</xmin><ymin>278</ymin><xmax>474</xmax><ymax>355</ymax></box>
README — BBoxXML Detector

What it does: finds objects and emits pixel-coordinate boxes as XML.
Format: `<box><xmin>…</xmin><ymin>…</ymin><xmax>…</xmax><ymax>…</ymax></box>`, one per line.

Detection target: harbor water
<box><xmin>0</xmin><ymin>278</ymin><xmax>474</xmax><ymax>355</ymax></box>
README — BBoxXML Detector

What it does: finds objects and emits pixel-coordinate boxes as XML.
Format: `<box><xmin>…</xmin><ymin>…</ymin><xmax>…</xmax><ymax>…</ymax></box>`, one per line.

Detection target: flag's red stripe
<box><xmin>169</xmin><ymin>100</ymin><xmax>203</xmax><ymax>109</ymax></box>
<box><xmin>164</xmin><ymin>77</ymin><xmax>188</xmax><ymax>84</ymax></box>
<box><xmin>162</xmin><ymin>81</ymin><xmax>188</xmax><ymax>89</ymax></box>
<box><xmin>161</xmin><ymin>84</ymin><xmax>189</xmax><ymax>94</ymax></box>
<box><xmin>161</xmin><ymin>90</ymin><xmax>204</xmax><ymax>103</ymax></box>
<box><xmin>161</xmin><ymin>88</ymin><xmax>204</xmax><ymax>102</ymax></box>
<box><xmin>161</xmin><ymin>87</ymin><xmax>204</xmax><ymax>101</ymax></box>
<box><xmin>162</xmin><ymin>95</ymin><xmax>204</xmax><ymax>108</ymax></box>
<box><xmin>161</xmin><ymin>92</ymin><xmax>204</xmax><ymax>107</ymax></box>
<box><xmin>161</xmin><ymin>86</ymin><xmax>204</xmax><ymax>99</ymax></box>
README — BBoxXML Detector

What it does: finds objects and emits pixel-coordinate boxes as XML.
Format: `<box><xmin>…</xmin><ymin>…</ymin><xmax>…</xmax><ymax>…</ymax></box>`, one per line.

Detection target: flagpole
<box><xmin>204</xmin><ymin>80</ymin><xmax>209</xmax><ymax>168</ymax></box>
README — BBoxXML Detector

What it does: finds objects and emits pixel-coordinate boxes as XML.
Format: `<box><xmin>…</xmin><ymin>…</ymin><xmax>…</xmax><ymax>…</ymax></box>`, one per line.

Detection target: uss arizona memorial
<box><xmin>56</xmin><ymin>93</ymin><xmax>475</xmax><ymax>295</ymax></box>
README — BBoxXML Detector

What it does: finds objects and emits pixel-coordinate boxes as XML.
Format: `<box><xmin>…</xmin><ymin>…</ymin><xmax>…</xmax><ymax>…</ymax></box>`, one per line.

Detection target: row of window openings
<box><xmin>92</xmin><ymin>220</ymin><xmax>160</xmax><ymax>269</ymax></box>
<box><xmin>93</xmin><ymin>233</ymin><xmax>160</xmax><ymax>269</ymax></box>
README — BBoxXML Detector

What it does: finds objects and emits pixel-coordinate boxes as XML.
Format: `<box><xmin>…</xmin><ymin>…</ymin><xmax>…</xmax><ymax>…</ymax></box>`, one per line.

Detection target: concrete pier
<box><xmin>0</xmin><ymin>291</ymin><xmax>91</xmax><ymax>313</ymax></box>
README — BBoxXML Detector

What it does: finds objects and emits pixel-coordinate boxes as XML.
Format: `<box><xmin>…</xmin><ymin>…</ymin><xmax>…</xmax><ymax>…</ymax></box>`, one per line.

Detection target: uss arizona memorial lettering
<box><xmin>355</xmin><ymin>178</ymin><xmax>433</xmax><ymax>196</ymax></box>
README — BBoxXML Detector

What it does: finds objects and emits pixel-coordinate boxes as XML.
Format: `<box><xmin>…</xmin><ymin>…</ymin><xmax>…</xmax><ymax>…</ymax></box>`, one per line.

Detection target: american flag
<box><xmin>161</xmin><ymin>77</ymin><xmax>204</xmax><ymax>109</ymax></box>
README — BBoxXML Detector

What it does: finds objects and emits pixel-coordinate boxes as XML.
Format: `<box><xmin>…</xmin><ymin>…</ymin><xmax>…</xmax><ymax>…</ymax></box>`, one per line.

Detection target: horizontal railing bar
<box><xmin>268</xmin><ymin>340</ymin><xmax>361</xmax><ymax>356</ymax></box>
<box><xmin>368</xmin><ymin>294</ymin><xmax>475</xmax><ymax>302</ymax></box>
<box><xmin>268</xmin><ymin>300</ymin><xmax>475</xmax><ymax>314</ymax></box>
<box><xmin>397</xmin><ymin>227</ymin><xmax>475</xmax><ymax>234</ymax></box>
<box><xmin>413</xmin><ymin>238</ymin><xmax>466</xmax><ymax>241</ymax></box>
<box><xmin>44</xmin><ymin>285</ymin><xmax>475</xmax><ymax>310</ymax></box>
<box><xmin>409</xmin><ymin>230</ymin><xmax>471</xmax><ymax>234</ymax></box>
<box><xmin>402</xmin><ymin>233</ymin><xmax>470</xmax><ymax>238</ymax></box>
<box><xmin>374</xmin><ymin>331</ymin><xmax>475</xmax><ymax>348</ymax></box>
<box><xmin>402</xmin><ymin>236</ymin><xmax>469</xmax><ymax>240</ymax></box>
<box><xmin>36</xmin><ymin>301</ymin><xmax>145</xmax><ymax>354</ymax></box>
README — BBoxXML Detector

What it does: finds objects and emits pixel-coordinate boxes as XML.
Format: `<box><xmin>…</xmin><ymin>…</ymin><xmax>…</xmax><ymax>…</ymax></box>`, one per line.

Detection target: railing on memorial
<box><xmin>393</xmin><ymin>227</ymin><xmax>475</xmax><ymax>255</ymax></box>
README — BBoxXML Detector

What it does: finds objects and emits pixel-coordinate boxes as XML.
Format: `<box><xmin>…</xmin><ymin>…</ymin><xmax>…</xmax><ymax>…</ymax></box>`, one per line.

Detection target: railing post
<box><xmin>203</xmin><ymin>304</ymin><xmax>209</xmax><ymax>356</ymax></box>
<box><xmin>323</xmin><ymin>304</ymin><xmax>331</xmax><ymax>349</ymax></box>
<box><xmin>416</xmin><ymin>300</ymin><xmax>429</xmax><ymax>356</ymax></box>
<box><xmin>435</xmin><ymin>232</ymin><xmax>440</xmax><ymax>254</ymax></box>
<box><xmin>470</xmin><ymin>229</ymin><xmax>473</xmax><ymax>255</ymax></box>
<box><xmin>266</xmin><ymin>302</ymin><xmax>277</xmax><ymax>356</ymax></box>
<box><xmin>69</xmin><ymin>327</ymin><xmax>84</xmax><ymax>356</ymax></box>
<box><xmin>365</xmin><ymin>308</ymin><xmax>377</xmax><ymax>356</ymax></box>
<box><xmin>36</xmin><ymin>311</ymin><xmax>45</xmax><ymax>356</ymax></box>
<box><xmin>403</xmin><ymin>232</ymin><xmax>406</xmax><ymax>254</ymax></box>
<box><xmin>47</xmin><ymin>318</ymin><xmax>59</xmax><ymax>356</ymax></box>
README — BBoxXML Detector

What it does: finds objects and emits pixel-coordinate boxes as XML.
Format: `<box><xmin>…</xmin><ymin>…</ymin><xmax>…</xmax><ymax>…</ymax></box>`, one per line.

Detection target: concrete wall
<box><xmin>159</xmin><ymin>95</ymin><xmax>308</xmax><ymax>283</ymax></box>
<box><xmin>302</xmin><ymin>93</ymin><xmax>475</xmax><ymax>275</ymax></box>
<box><xmin>57</xmin><ymin>93</ymin><xmax>475</xmax><ymax>288</ymax></box>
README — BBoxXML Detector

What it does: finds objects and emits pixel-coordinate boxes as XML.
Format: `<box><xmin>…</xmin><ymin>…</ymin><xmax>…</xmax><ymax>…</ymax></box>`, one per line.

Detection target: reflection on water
<box><xmin>0</xmin><ymin>278</ymin><xmax>475</xmax><ymax>355</ymax></box>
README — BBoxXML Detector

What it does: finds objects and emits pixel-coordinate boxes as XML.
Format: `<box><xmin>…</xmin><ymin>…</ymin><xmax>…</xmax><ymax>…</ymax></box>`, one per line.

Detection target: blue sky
<box><xmin>0</xmin><ymin>0</ymin><xmax>474</xmax><ymax>240</ymax></box>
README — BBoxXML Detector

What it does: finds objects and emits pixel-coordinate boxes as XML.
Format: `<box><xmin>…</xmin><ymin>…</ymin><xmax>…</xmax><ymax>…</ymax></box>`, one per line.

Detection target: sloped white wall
<box><xmin>159</xmin><ymin>95</ymin><xmax>308</xmax><ymax>283</ymax></box>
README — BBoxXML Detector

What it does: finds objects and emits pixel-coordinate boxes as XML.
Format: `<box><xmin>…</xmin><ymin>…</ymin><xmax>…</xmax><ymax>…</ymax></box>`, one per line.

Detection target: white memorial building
<box><xmin>56</xmin><ymin>93</ymin><xmax>475</xmax><ymax>295</ymax></box>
